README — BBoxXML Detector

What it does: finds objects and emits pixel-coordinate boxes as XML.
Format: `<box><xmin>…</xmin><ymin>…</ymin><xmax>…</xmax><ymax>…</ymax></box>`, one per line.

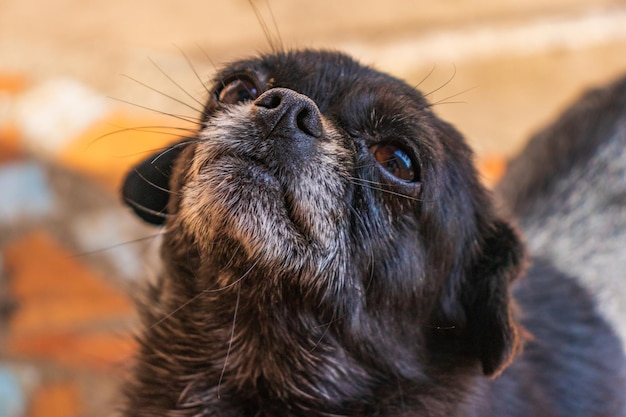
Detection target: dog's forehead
<box><xmin>217</xmin><ymin>50</ymin><xmax>427</xmax><ymax>114</ymax></box>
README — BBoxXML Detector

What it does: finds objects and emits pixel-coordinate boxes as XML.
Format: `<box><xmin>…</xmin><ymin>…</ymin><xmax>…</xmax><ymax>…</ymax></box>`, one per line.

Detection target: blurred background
<box><xmin>1</xmin><ymin>0</ymin><xmax>626</xmax><ymax>416</ymax></box>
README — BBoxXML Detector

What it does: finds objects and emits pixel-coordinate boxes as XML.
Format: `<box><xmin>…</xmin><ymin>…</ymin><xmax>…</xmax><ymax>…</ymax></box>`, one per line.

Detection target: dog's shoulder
<box><xmin>494</xmin><ymin>75</ymin><xmax>626</xmax><ymax>416</ymax></box>
<box><xmin>497</xmin><ymin>74</ymin><xmax>626</xmax><ymax>344</ymax></box>
<box><xmin>498</xmin><ymin>75</ymin><xmax>626</xmax><ymax>217</ymax></box>
<box><xmin>489</xmin><ymin>258</ymin><xmax>626</xmax><ymax>416</ymax></box>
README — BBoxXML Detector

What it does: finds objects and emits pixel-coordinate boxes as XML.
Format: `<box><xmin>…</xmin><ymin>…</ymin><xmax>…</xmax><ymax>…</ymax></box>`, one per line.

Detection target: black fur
<box><xmin>121</xmin><ymin>50</ymin><xmax>626</xmax><ymax>416</ymax></box>
<box><xmin>122</xmin><ymin>145</ymin><xmax>183</xmax><ymax>224</ymax></box>
<box><xmin>489</xmin><ymin>258</ymin><xmax>625</xmax><ymax>416</ymax></box>
<box><xmin>498</xmin><ymin>75</ymin><xmax>626</xmax><ymax>218</ymax></box>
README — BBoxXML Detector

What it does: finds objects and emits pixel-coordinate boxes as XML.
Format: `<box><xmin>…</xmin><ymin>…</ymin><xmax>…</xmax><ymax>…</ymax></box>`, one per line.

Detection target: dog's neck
<box><xmin>128</xmin><ymin>256</ymin><xmax>484</xmax><ymax>417</ymax></box>
<box><xmin>134</xmin><ymin>272</ymin><xmax>363</xmax><ymax>414</ymax></box>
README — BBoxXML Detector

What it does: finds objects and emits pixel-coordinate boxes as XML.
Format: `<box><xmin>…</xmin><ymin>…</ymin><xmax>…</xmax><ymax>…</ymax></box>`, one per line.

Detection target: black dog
<box><xmin>121</xmin><ymin>49</ymin><xmax>626</xmax><ymax>416</ymax></box>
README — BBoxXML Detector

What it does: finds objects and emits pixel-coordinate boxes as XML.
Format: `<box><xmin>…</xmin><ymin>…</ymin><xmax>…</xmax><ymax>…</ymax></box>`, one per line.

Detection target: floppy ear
<box><xmin>121</xmin><ymin>145</ymin><xmax>184</xmax><ymax>225</ymax></box>
<box><xmin>462</xmin><ymin>220</ymin><xmax>526</xmax><ymax>376</ymax></box>
<box><xmin>461</xmin><ymin>221</ymin><xmax>525</xmax><ymax>376</ymax></box>
<box><xmin>433</xmin><ymin>219</ymin><xmax>525</xmax><ymax>377</ymax></box>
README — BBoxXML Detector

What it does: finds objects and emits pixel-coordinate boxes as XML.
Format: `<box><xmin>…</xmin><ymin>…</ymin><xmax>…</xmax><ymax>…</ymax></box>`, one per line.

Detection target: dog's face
<box><xmin>123</xmin><ymin>50</ymin><xmax>525</xmax><ymax>415</ymax></box>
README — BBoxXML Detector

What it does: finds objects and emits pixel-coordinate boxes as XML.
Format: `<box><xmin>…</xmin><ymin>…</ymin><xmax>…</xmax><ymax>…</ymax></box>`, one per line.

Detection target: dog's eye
<box><xmin>370</xmin><ymin>143</ymin><xmax>418</xmax><ymax>182</ymax></box>
<box><xmin>217</xmin><ymin>75</ymin><xmax>260</xmax><ymax>104</ymax></box>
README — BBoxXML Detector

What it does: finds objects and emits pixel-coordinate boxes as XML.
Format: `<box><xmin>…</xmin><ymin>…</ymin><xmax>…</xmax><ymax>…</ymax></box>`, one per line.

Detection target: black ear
<box><xmin>121</xmin><ymin>145</ymin><xmax>184</xmax><ymax>225</ymax></box>
<box><xmin>433</xmin><ymin>220</ymin><xmax>526</xmax><ymax>377</ymax></box>
<box><xmin>463</xmin><ymin>220</ymin><xmax>526</xmax><ymax>376</ymax></box>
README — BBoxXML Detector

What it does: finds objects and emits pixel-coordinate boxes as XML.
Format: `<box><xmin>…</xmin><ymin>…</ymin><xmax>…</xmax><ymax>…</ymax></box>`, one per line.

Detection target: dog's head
<box><xmin>122</xmin><ymin>49</ymin><xmax>525</xmax><ymax>412</ymax></box>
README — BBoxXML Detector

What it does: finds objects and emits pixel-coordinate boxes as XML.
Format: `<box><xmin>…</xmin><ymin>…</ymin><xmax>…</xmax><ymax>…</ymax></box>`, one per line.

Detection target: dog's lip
<box><xmin>244</xmin><ymin>156</ymin><xmax>274</xmax><ymax>177</ymax></box>
<box><xmin>244</xmin><ymin>158</ymin><xmax>307</xmax><ymax>231</ymax></box>
<box><xmin>210</xmin><ymin>154</ymin><xmax>310</xmax><ymax>236</ymax></box>
<box><xmin>238</xmin><ymin>156</ymin><xmax>283</xmax><ymax>192</ymax></box>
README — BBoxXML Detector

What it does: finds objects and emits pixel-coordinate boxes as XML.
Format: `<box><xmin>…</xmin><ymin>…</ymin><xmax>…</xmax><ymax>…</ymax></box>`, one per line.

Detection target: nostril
<box><xmin>296</xmin><ymin>108</ymin><xmax>310</xmax><ymax>133</ymax></box>
<box><xmin>255</xmin><ymin>90</ymin><xmax>282</xmax><ymax>109</ymax></box>
<box><xmin>297</xmin><ymin>107</ymin><xmax>322</xmax><ymax>138</ymax></box>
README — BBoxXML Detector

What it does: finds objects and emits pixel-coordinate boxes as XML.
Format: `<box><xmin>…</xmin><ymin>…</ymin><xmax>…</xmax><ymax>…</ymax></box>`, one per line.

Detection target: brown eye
<box><xmin>370</xmin><ymin>143</ymin><xmax>418</xmax><ymax>182</ymax></box>
<box><xmin>217</xmin><ymin>75</ymin><xmax>260</xmax><ymax>104</ymax></box>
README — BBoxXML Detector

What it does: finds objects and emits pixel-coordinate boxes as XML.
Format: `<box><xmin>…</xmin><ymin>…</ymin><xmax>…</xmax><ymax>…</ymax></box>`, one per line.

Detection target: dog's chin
<box><xmin>176</xmin><ymin>105</ymin><xmax>351</xmax><ymax>273</ymax></box>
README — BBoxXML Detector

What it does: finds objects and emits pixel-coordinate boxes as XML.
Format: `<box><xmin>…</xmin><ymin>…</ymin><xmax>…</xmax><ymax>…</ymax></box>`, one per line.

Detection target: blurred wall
<box><xmin>1</xmin><ymin>0</ymin><xmax>626</xmax><ymax>157</ymax></box>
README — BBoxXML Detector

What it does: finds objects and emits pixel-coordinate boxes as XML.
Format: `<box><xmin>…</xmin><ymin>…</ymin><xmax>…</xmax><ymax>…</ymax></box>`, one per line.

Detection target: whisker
<box><xmin>423</xmin><ymin>63</ymin><xmax>457</xmax><ymax>99</ymax></box>
<box><xmin>196</xmin><ymin>44</ymin><xmax>227</xmax><ymax>95</ymax></box>
<box><xmin>88</xmin><ymin>124</ymin><xmax>196</xmax><ymax>148</ymax></box>
<box><xmin>114</xmin><ymin>127</ymin><xmax>192</xmax><ymax>139</ymax></box>
<box><xmin>352</xmin><ymin>156</ymin><xmax>412</xmax><ymax>171</ymax></box>
<box><xmin>426</xmin><ymin>85</ymin><xmax>478</xmax><ymax>108</ymax></box>
<box><xmin>149</xmin><ymin>55</ymin><xmax>208</xmax><ymax>108</ymax></box>
<box><xmin>150</xmin><ymin>138</ymin><xmax>202</xmax><ymax>164</ymax></box>
<box><xmin>108</xmin><ymin>96</ymin><xmax>201</xmax><ymax>125</ymax></box>
<box><xmin>263</xmin><ymin>0</ymin><xmax>283</xmax><ymax>52</ymax></box>
<box><xmin>248</xmin><ymin>0</ymin><xmax>279</xmax><ymax>53</ymax></box>
<box><xmin>218</xmin><ymin>283</ymin><xmax>241</xmax><ymax>399</ymax></box>
<box><xmin>310</xmin><ymin>314</ymin><xmax>337</xmax><ymax>353</ymax></box>
<box><xmin>174</xmin><ymin>45</ymin><xmax>212</xmax><ymax>96</ymax></box>
<box><xmin>196</xmin><ymin>43</ymin><xmax>220</xmax><ymax>78</ymax></box>
<box><xmin>349</xmin><ymin>177</ymin><xmax>431</xmax><ymax>202</ymax></box>
<box><xmin>70</xmin><ymin>233</ymin><xmax>165</xmax><ymax>258</ymax></box>
<box><xmin>114</xmin><ymin>124</ymin><xmax>196</xmax><ymax>133</ymax></box>
<box><xmin>202</xmin><ymin>258</ymin><xmax>260</xmax><ymax>294</ymax></box>
<box><xmin>149</xmin><ymin>290</ymin><xmax>204</xmax><ymax>330</ymax></box>
<box><xmin>414</xmin><ymin>64</ymin><xmax>437</xmax><ymax>90</ymax></box>
<box><xmin>123</xmin><ymin>197</ymin><xmax>172</xmax><ymax>220</ymax></box>
<box><xmin>134</xmin><ymin>168</ymin><xmax>177</xmax><ymax>195</ymax></box>
<box><xmin>121</xmin><ymin>73</ymin><xmax>203</xmax><ymax>114</ymax></box>
<box><xmin>346</xmin><ymin>201</ymin><xmax>377</xmax><ymax>291</ymax></box>
<box><xmin>424</xmin><ymin>324</ymin><xmax>457</xmax><ymax>330</ymax></box>
<box><xmin>426</xmin><ymin>100</ymin><xmax>468</xmax><ymax>108</ymax></box>
<box><xmin>351</xmin><ymin>159</ymin><xmax>388</xmax><ymax>170</ymax></box>
<box><xmin>105</xmin><ymin>144</ymin><xmax>182</xmax><ymax>160</ymax></box>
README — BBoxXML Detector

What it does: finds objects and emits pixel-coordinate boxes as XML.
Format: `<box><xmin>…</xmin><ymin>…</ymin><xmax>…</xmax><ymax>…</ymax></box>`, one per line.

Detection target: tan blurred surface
<box><xmin>1</xmin><ymin>0</ymin><xmax>626</xmax><ymax>158</ymax></box>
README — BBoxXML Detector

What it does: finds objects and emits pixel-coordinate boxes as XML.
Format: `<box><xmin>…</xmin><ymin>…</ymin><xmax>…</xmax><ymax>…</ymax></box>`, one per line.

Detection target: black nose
<box><xmin>254</xmin><ymin>88</ymin><xmax>323</xmax><ymax>140</ymax></box>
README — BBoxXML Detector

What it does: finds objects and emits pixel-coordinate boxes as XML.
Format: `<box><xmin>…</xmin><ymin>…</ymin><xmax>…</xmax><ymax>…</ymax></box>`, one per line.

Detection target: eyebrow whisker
<box><xmin>108</xmin><ymin>96</ymin><xmax>201</xmax><ymax>125</ymax></box>
<box><xmin>121</xmin><ymin>73</ymin><xmax>203</xmax><ymax>114</ymax></box>
<box><xmin>349</xmin><ymin>177</ymin><xmax>432</xmax><ymax>202</ymax></box>
<box><xmin>149</xmin><ymin>55</ymin><xmax>208</xmax><ymax>108</ymax></box>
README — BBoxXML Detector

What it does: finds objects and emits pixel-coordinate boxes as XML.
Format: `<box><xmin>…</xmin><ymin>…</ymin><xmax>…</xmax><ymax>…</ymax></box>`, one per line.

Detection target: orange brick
<box><xmin>3</xmin><ymin>231</ymin><xmax>138</xmax><ymax>369</ymax></box>
<box><xmin>27</xmin><ymin>382</ymin><xmax>80</xmax><ymax>417</ymax></box>
<box><xmin>7</xmin><ymin>330</ymin><xmax>137</xmax><ymax>371</ymax></box>
<box><xmin>0</xmin><ymin>122</ymin><xmax>24</xmax><ymax>163</ymax></box>
<box><xmin>0</xmin><ymin>73</ymin><xmax>29</xmax><ymax>94</ymax></box>
<box><xmin>0</xmin><ymin>73</ymin><xmax>27</xmax><ymax>162</ymax></box>
<box><xmin>69</xmin><ymin>330</ymin><xmax>137</xmax><ymax>370</ymax></box>
<box><xmin>58</xmin><ymin>110</ymin><xmax>194</xmax><ymax>191</ymax></box>
<box><xmin>3</xmin><ymin>232</ymin><xmax>134</xmax><ymax>334</ymax></box>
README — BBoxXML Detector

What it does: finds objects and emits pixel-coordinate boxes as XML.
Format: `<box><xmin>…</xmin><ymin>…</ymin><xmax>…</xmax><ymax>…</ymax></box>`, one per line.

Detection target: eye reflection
<box><xmin>217</xmin><ymin>76</ymin><xmax>260</xmax><ymax>104</ymax></box>
<box><xmin>369</xmin><ymin>143</ymin><xmax>418</xmax><ymax>182</ymax></box>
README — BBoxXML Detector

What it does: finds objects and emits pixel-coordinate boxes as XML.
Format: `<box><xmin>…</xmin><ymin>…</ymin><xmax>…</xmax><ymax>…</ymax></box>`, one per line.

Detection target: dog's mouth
<box><xmin>210</xmin><ymin>154</ymin><xmax>308</xmax><ymax>235</ymax></box>
<box><xmin>176</xmin><ymin>90</ymin><xmax>351</xmax><ymax>267</ymax></box>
